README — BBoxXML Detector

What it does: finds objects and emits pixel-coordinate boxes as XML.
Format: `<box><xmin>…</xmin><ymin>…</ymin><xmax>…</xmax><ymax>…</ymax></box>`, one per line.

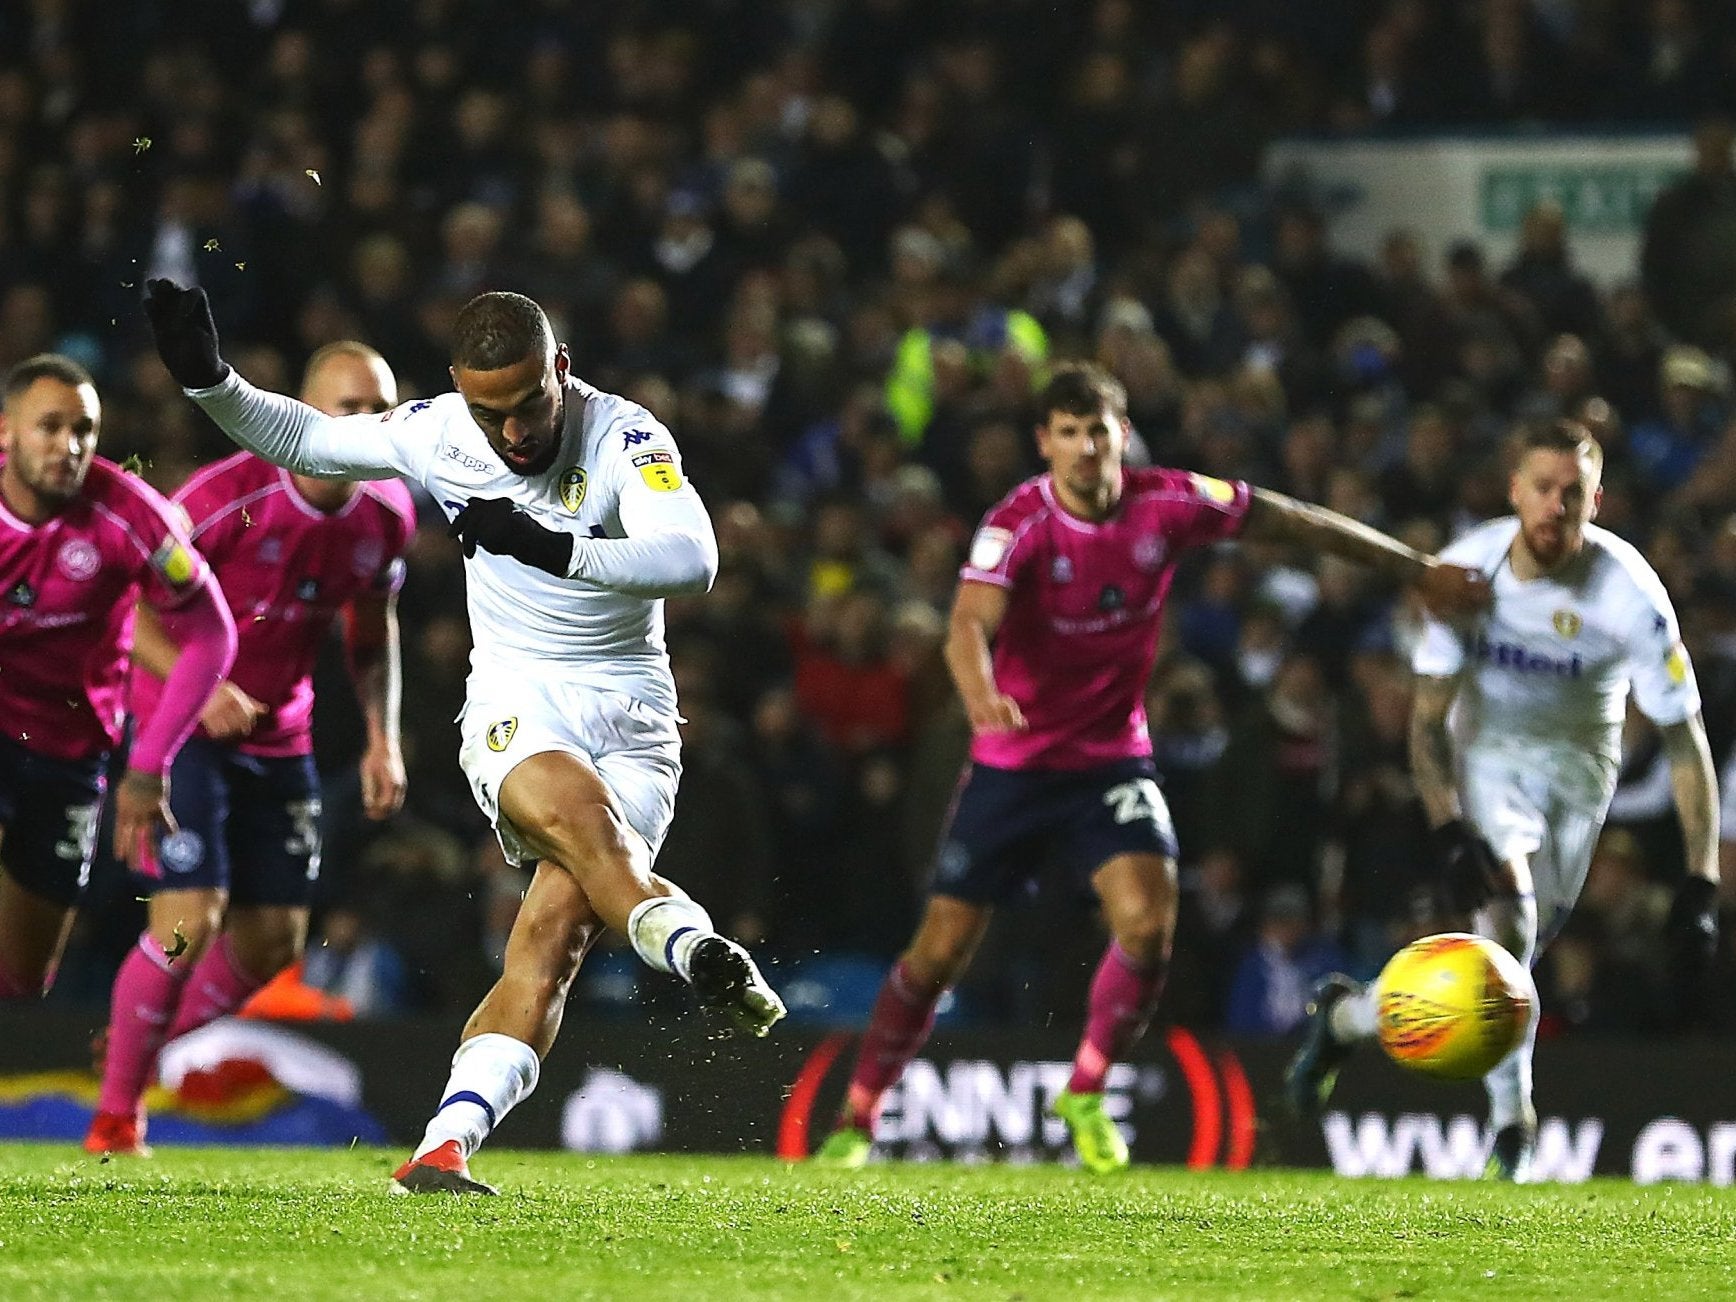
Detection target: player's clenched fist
<box><xmin>143</xmin><ymin>278</ymin><xmax>230</xmax><ymax>389</ymax></box>
<box><xmin>965</xmin><ymin>690</ymin><xmax>1027</xmax><ymax>735</ymax></box>
<box><xmin>448</xmin><ymin>496</ymin><xmax>574</xmax><ymax>576</ymax></box>
<box><xmin>199</xmin><ymin>680</ymin><xmax>267</xmax><ymax>742</ymax></box>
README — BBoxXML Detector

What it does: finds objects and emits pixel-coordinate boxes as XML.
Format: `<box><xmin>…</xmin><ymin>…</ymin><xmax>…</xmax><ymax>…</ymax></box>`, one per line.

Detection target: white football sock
<box><xmin>1476</xmin><ymin>893</ymin><xmax>1540</xmax><ymax>1131</ymax></box>
<box><xmin>1328</xmin><ymin>987</ymin><xmax>1379</xmax><ymax>1044</ymax></box>
<box><xmin>413</xmin><ymin>1032</ymin><xmax>540</xmax><ymax>1160</ymax></box>
<box><xmin>627</xmin><ymin>895</ymin><xmax>714</xmax><ymax>981</ymax></box>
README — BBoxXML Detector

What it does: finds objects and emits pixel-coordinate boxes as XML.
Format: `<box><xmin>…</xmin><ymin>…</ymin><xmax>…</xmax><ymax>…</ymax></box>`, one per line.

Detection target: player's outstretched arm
<box><xmin>1241</xmin><ymin>487</ymin><xmax>1490</xmax><ymax>617</ymax></box>
<box><xmin>945</xmin><ymin>581</ymin><xmax>1026</xmax><ymax>734</ymax></box>
<box><xmin>144</xmin><ymin>280</ymin><xmax>411</xmax><ymax>482</ymax></box>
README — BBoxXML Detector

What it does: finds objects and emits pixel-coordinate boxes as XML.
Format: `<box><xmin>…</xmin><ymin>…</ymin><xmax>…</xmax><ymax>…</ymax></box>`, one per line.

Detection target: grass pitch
<box><xmin>4</xmin><ymin>1146</ymin><xmax>1735</xmax><ymax>1300</ymax></box>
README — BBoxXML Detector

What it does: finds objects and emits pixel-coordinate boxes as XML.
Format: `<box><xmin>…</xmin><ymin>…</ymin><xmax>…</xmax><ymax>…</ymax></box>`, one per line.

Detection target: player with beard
<box><xmin>142</xmin><ymin>281</ymin><xmax>783</xmax><ymax>1194</ymax></box>
<box><xmin>85</xmin><ymin>343</ymin><xmax>415</xmax><ymax>1157</ymax></box>
<box><xmin>1286</xmin><ymin>420</ymin><xmax>1720</xmax><ymax>1181</ymax></box>
<box><xmin>0</xmin><ymin>354</ymin><xmax>235</xmax><ymax>998</ymax></box>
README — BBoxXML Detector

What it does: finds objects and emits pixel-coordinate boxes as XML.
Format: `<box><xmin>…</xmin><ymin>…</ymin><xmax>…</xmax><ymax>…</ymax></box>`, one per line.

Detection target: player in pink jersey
<box><xmin>814</xmin><ymin>362</ymin><xmax>1489</xmax><ymax>1172</ymax></box>
<box><xmin>0</xmin><ymin>355</ymin><xmax>236</xmax><ymax>999</ymax></box>
<box><xmin>86</xmin><ymin>343</ymin><xmax>412</xmax><ymax>1157</ymax></box>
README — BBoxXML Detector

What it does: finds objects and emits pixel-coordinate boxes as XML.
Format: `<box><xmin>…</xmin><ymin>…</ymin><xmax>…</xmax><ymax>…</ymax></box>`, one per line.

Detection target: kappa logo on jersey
<box><xmin>8</xmin><ymin>580</ymin><xmax>35</xmax><ymax>607</ymax></box>
<box><xmin>1552</xmin><ymin>609</ymin><xmax>1582</xmax><ymax>639</ymax></box>
<box><xmin>1051</xmin><ymin>554</ymin><xmax>1074</xmax><ymax>583</ymax></box>
<box><xmin>1188</xmin><ymin>474</ymin><xmax>1237</xmax><ymax>506</ymax></box>
<box><xmin>55</xmin><ymin>538</ymin><xmax>100</xmax><ymax>582</ymax></box>
<box><xmin>970</xmin><ymin>527</ymin><xmax>1012</xmax><ymax>571</ymax></box>
<box><xmin>409</xmin><ymin>400</ymin><xmax>434</xmax><ymax>415</ymax></box>
<box><xmin>258</xmin><ymin>536</ymin><xmax>283</xmax><ymax>564</ymax></box>
<box><xmin>560</xmin><ymin>466</ymin><xmax>588</xmax><ymax>512</ymax></box>
<box><xmin>486</xmin><ymin>717</ymin><xmax>518</xmax><ymax>752</ymax></box>
<box><xmin>622</xmin><ymin>430</ymin><xmax>655</xmax><ymax>447</ymax></box>
<box><xmin>631</xmin><ymin>450</ymin><xmax>683</xmax><ymax>492</ymax></box>
<box><xmin>443</xmin><ymin>444</ymin><xmax>493</xmax><ymax>474</ymax></box>
<box><xmin>152</xmin><ymin>539</ymin><xmax>197</xmax><ymax>587</ymax></box>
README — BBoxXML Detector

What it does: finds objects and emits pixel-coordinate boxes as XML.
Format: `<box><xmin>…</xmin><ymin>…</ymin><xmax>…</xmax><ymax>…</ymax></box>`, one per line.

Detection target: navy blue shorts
<box><xmin>146</xmin><ymin>736</ymin><xmax>323</xmax><ymax>907</ymax></box>
<box><xmin>0</xmin><ymin>732</ymin><xmax>107</xmax><ymax>906</ymax></box>
<box><xmin>930</xmin><ymin>758</ymin><xmax>1179</xmax><ymax>906</ymax></box>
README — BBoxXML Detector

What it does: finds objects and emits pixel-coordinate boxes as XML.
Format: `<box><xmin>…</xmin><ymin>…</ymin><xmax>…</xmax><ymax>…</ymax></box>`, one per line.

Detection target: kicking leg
<box><xmin>500</xmin><ymin>751</ymin><xmax>782</xmax><ymax>1035</ymax></box>
<box><xmin>815</xmin><ymin>895</ymin><xmax>990</xmax><ymax>1166</ymax></box>
<box><xmin>393</xmin><ymin>862</ymin><xmax>601</xmax><ymax>1195</ymax></box>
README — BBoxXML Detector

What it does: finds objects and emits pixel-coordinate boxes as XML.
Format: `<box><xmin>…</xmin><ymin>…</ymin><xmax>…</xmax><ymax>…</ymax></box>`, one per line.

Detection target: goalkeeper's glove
<box><xmin>448</xmin><ymin>497</ymin><xmax>573</xmax><ymax>577</ymax></box>
<box><xmin>143</xmin><ymin>279</ymin><xmax>229</xmax><ymax>389</ymax></box>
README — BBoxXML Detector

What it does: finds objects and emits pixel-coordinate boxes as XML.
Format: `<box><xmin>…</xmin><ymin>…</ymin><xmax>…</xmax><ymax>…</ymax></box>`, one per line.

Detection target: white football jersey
<box><xmin>190</xmin><ymin>371</ymin><xmax>710</xmax><ymax>716</ymax></box>
<box><xmin>1413</xmin><ymin>518</ymin><xmax>1699</xmax><ymax>770</ymax></box>
<box><xmin>377</xmin><ymin>379</ymin><xmax>703</xmax><ymax>709</ymax></box>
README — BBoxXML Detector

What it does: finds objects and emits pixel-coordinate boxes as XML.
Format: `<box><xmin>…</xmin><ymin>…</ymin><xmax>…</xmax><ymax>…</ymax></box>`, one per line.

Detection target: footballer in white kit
<box><xmin>144</xmin><ymin>280</ymin><xmax>785</xmax><ymax>1195</ymax></box>
<box><xmin>1286</xmin><ymin>421</ymin><xmax>1721</xmax><ymax>1181</ymax></box>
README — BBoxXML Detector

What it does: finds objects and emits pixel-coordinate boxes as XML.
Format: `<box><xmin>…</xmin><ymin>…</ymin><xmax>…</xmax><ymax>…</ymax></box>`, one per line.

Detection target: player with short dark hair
<box><xmin>815</xmin><ymin>361</ymin><xmax>1489</xmax><ymax>1171</ymax></box>
<box><xmin>1286</xmin><ymin>420</ymin><xmax>1719</xmax><ymax>1181</ymax></box>
<box><xmin>0</xmin><ymin>354</ymin><xmax>236</xmax><ymax>998</ymax></box>
<box><xmin>143</xmin><ymin>280</ymin><xmax>783</xmax><ymax>1194</ymax></box>
<box><xmin>85</xmin><ymin>342</ymin><xmax>415</xmax><ymax>1157</ymax></box>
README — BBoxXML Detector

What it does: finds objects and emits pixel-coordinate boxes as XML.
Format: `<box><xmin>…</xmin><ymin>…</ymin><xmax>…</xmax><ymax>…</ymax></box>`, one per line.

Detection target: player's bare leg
<box><xmin>815</xmin><ymin>896</ymin><xmax>992</xmax><ymax>1166</ymax></box>
<box><xmin>1474</xmin><ymin>855</ymin><xmax>1541</xmax><ymax>1181</ymax></box>
<box><xmin>1053</xmin><ymin>853</ymin><xmax>1177</xmax><ymax>1173</ymax></box>
<box><xmin>393</xmin><ymin>861</ymin><xmax>600</xmax><ymax>1195</ymax></box>
<box><xmin>86</xmin><ymin>886</ymin><xmax>225</xmax><ymax>1155</ymax></box>
<box><xmin>0</xmin><ymin>863</ymin><xmax>76</xmax><ymax>998</ymax></box>
<box><xmin>499</xmin><ymin>750</ymin><xmax>783</xmax><ymax>1035</ymax></box>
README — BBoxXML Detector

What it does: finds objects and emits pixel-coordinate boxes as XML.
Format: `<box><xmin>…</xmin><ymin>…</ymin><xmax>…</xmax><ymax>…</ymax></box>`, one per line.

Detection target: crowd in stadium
<box><xmin>6</xmin><ymin>0</ymin><xmax>1736</xmax><ymax>1038</ymax></box>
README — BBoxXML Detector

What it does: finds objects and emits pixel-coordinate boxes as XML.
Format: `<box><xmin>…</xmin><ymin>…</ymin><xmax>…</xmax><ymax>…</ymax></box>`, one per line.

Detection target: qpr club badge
<box><xmin>56</xmin><ymin>538</ymin><xmax>100</xmax><ymax>581</ymax></box>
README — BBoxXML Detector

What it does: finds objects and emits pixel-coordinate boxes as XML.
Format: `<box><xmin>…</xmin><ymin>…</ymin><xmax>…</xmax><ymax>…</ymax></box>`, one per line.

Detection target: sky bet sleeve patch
<box><xmin>630</xmin><ymin>450</ymin><xmax>683</xmax><ymax>492</ymax></box>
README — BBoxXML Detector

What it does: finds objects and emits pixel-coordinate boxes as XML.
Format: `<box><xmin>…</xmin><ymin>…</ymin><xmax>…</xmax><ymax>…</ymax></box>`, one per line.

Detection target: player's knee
<box><xmin>153</xmin><ymin>909</ymin><xmax>222</xmax><ymax>963</ymax></box>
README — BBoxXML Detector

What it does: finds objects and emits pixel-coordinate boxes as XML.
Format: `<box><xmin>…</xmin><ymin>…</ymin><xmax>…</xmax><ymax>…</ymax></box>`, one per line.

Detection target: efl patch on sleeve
<box><xmin>631</xmin><ymin>450</ymin><xmax>683</xmax><ymax>492</ymax></box>
<box><xmin>1188</xmin><ymin>473</ymin><xmax>1237</xmax><ymax>505</ymax></box>
<box><xmin>152</xmin><ymin>539</ymin><xmax>198</xmax><ymax>587</ymax></box>
<box><xmin>969</xmin><ymin>526</ymin><xmax>1012</xmax><ymax>571</ymax></box>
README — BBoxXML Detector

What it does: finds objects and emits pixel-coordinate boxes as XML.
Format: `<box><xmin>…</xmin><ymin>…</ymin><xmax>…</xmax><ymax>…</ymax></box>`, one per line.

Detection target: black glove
<box><xmin>142</xmin><ymin>279</ymin><xmax>230</xmax><ymax>389</ymax></box>
<box><xmin>1430</xmin><ymin>819</ymin><xmax>1504</xmax><ymax>913</ymax></box>
<box><xmin>449</xmin><ymin>497</ymin><xmax>573</xmax><ymax>577</ymax></box>
<box><xmin>1667</xmin><ymin>875</ymin><xmax>1720</xmax><ymax>984</ymax></box>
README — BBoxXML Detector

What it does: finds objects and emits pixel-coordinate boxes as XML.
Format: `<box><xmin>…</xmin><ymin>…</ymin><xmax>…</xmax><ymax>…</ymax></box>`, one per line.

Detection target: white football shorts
<box><xmin>458</xmin><ymin>673</ymin><xmax>681</xmax><ymax>867</ymax></box>
<box><xmin>1460</xmin><ymin>743</ymin><xmax>1617</xmax><ymax>952</ymax></box>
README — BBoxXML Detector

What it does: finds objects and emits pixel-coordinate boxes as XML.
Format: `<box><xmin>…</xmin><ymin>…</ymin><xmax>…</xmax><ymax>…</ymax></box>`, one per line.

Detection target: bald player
<box><xmin>87</xmin><ymin>343</ymin><xmax>415</xmax><ymax>1156</ymax></box>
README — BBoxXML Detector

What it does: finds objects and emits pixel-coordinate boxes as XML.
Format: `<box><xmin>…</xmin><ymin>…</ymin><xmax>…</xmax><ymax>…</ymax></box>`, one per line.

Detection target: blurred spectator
<box><xmin>1642</xmin><ymin>116</ymin><xmax>1736</xmax><ymax>351</ymax></box>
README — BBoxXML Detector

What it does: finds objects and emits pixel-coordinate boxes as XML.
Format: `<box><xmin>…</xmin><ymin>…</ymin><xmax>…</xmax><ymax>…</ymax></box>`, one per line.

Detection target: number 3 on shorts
<box><xmin>1104</xmin><ymin>778</ymin><xmax>1163</xmax><ymax>826</ymax></box>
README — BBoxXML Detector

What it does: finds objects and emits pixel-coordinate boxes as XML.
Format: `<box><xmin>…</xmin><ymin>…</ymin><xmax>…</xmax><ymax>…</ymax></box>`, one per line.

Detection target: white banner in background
<box><xmin>1264</xmin><ymin>134</ymin><xmax>1692</xmax><ymax>287</ymax></box>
